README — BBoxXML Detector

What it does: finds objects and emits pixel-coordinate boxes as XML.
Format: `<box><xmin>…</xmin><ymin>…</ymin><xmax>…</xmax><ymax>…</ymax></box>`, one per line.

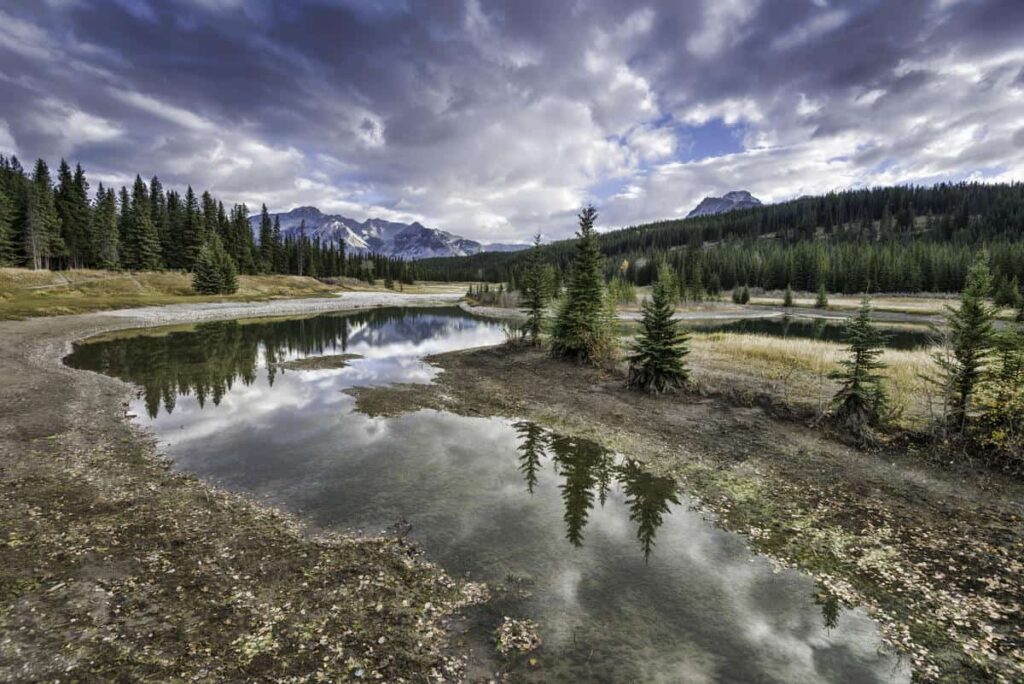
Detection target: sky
<box><xmin>1</xmin><ymin>0</ymin><xmax>1022</xmax><ymax>243</ymax></box>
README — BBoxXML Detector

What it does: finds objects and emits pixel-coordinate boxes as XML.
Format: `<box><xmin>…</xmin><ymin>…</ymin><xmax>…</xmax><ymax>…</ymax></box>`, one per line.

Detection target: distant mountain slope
<box><xmin>687</xmin><ymin>190</ymin><xmax>763</xmax><ymax>218</ymax></box>
<box><xmin>249</xmin><ymin>206</ymin><xmax>527</xmax><ymax>260</ymax></box>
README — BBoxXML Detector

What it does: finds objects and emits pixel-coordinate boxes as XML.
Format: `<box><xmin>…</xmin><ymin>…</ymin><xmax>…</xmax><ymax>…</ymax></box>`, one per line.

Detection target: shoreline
<box><xmin>351</xmin><ymin>345</ymin><xmax>1024</xmax><ymax>683</ymax></box>
<box><xmin>0</xmin><ymin>292</ymin><xmax>477</xmax><ymax>682</ymax></box>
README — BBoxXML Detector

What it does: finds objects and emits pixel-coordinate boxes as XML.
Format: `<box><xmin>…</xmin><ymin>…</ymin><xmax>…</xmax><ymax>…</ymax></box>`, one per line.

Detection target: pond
<box><xmin>684</xmin><ymin>317</ymin><xmax>933</xmax><ymax>350</ymax></box>
<box><xmin>66</xmin><ymin>306</ymin><xmax>909</xmax><ymax>683</ymax></box>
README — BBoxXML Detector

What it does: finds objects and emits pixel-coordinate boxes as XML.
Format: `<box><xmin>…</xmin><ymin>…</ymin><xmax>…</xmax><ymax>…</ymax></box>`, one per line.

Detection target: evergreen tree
<box><xmin>122</xmin><ymin>175</ymin><xmax>161</xmax><ymax>270</ymax></box>
<box><xmin>55</xmin><ymin>160</ymin><xmax>91</xmax><ymax>268</ymax></box>
<box><xmin>975</xmin><ymin>323</ymin><xmax>1024</xmax><ymax>469</ymax></box>
<box><xmin>522</xmin><ymin>233</ymin><xmax>549</xmax><ymax>345</ymax></box>
<box><xmin>25</xmin><ymin>159</ymin><xmax>63</xmax><ymax>270</ymax></box>
<box><xmin>740</xmin><ymin>285</ymin><xmax>751</xmax><ymax>304</ymax></box>
<box><xmin>932</xmin><ymin>253</ymin><xmax>996</xmax><ymax>430</ymax></box>
<box><xmin>90</xmin><ymin>185</ymin><xmax>120</xmax><ymax>269</ymax></box>
<box><xmin>627</xmin><ymin>269</ymin><xmax>690</xmax><ymax>393</ymax></box>
<box><xmin>829</xmin><ymin>297</ymin><xmax>888</xmax><ymax>433</ymax></box>
<box><xmin>180</xmin><ymin>187</ymin><xmax>205</xmax><ymax>271</ymax></box>
<box><xmin>550</xmin><ymin>205</ymin><xmax>615</xmax><ymax>364</ymax></box>
<box><xmin>191</xmin><ymin>235</ymin><xmax>236</xmax><ymax>294</ymax></box>
<box><xmin>0</xmin><ymin>182</ymin><xmax>14</xmax><ymax>265</ymax></box>
<box><xmin>783</xmin><ymin>284</ymin><xmax>794</xmax><ymax>307</ymax></box>
<box><xmin>815</xmin><ymin>283</ymin><xmax>829</xmax><ymax>309</ymax></box>
<box><xmin>149</xmin><ymin>177</ymin><xmax>169</xmax><ymax>264</ymax></box>
<box><xmin>258</xmin><ymin>203</ymin><xmax>273</xmax><ymax>272</ymax></box>
<box><xmin>994</xmin><ymin>275</ymin><xmax>1022</xmax><ymax>310</ymax></box>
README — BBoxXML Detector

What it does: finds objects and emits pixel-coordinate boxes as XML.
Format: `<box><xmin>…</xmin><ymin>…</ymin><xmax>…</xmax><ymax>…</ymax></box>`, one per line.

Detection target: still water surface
<box><xmin>66</xmin><ymin>307</ymin><xmax>909</xmax><ymax>683</ymax></box>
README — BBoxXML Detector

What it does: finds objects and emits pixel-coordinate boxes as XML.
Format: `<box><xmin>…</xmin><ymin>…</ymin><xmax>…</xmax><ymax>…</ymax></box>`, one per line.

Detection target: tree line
<box><xmin>514</xmin><ymin>206</ymin><xmax>1023</xmax><ymax>473</ymax></box>
<box><xmin>0</xmin><ymin>155</ymin><xmax>420</xmax><ymax>292</ymax></box>
<box><xmin>417</xmin><ymin>181</ymin><xmax>1024</xmax><ymax>295</ymax></box>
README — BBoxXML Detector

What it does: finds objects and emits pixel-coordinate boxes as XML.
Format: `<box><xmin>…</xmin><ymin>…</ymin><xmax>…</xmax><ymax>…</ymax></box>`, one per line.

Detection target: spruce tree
<box><xmin>122</xmin><ymin>175</ymin><xmax>161</xmax><ymax>270</ymax></box>
<box><xmin>783</xmin><ymin>284</ymin><xmax>794</xmax><ymax>307</ymax></box>
<box><xmin>550</xmin><ymin>205</ymin><xmax>615</xmax><ymax>364</ymax></box>
<box><xmin>740</xmin><ymin>285</ymin><xmax>751</xmax><ymax>304</ymax></box>
<box><xmin>994</xmin><ymin>275</ymin><xmax>1022</xmax><ymax>310</ymax></box>
<box><xmin>90</xmin><ymin>185</ymin><xmax>120</xmax><ymax>269</ymax></box>
<box><xmin>191</xmin><ymin>242</ymin><xmax>222</xmax><ymax>294</ymax></box>
<box><xmin>815</xmin><ymin>283</ymin><xmax>829</xmax><ymax>309</ymax></box>
<box><xmin>25</xmin><ymin>159</ymin><xmax>63</xmax><ymax>270</ymax></box>
<box><xmin>192</xmin><ymin>235</ymin><xmax>236</xmax><ymax>294</ymax></box>
<box><xmin>55</xmin><ymin>160</ymin><xmax>91</xmax><ymax>268</ymax></box>
<box><xmin>258</xmin><ymin>204</ymin><xmax>273</xmax><ymax>272</ymax></box>
<box><xmin>829</xmin><ymin>297</ymin><xmax>887</xmax><ymax>433</ymax></box>
<box><xmin>932</xmin><ymin>253</ymin><xmax>996</xmax><ymax>430</ymax></box>
<box><xmin>975</xmin><ymin>323</ymin><xmax>1024</xmax><ymax>468</ymax></box>
<box><xmin>522</xmin><ymin>233</ymin><xmax>549</xmax><ymax>345</ymax></box>
<box><xmin>181</xmin><ymin>187</ymin><xmax>205</xmax><ymax>271</ymax></box>
<box><xmin>626</xmin><ymin>269</ymin><xmax>690</xmax><ymax>393</ymax></box>
<box><xmin>0</xmin><ymin>182</ymin><xmax>14</xmax><ymax>265</ymax></box>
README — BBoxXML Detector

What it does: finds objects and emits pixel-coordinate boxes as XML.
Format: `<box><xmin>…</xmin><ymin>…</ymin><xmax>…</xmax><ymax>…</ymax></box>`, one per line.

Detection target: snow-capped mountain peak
<box><xmin>249</xmin><ymin>207</ymin><xmax>527</xmax><ymax>260</ymax></box>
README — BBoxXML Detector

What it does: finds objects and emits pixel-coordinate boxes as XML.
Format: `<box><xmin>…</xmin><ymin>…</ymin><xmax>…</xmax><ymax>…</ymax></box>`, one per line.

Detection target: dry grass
<box><xmin>687</xmin><ymin>332</ymin><xmax>937</xmax><ymax>426</ymax></box>
<box><xmin>749</xmin><ymin>292</ymin><xmax>1019</xmax><ymax>320</ymax></box>
<box><xmin>0</xmin><ymin>268</ymin><xmax>383</xmax><ymax>319</ymax></box>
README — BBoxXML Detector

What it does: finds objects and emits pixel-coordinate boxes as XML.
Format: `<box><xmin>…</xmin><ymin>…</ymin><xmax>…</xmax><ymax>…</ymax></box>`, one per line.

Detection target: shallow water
<box><xmin>682</xmin><ymin>317</ymin><xmax>931</xmax><ymax>350</ymax></box>
<box><xmin>67</xmin><ymin>307</ymin><xmax>909</xmax><ymax>683</ymax></box>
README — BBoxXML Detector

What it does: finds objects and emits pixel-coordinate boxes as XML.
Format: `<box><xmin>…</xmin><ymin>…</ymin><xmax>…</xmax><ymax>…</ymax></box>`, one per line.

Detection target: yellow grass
<box><xmin>687</xmin><ymin>332</ymin><xmax>937</xmax><ymax>426</ymax></box>
<box><xmin>0</xmin><ymin>268</ymin><xmax>337</xmax><ymax>319</ymax></box>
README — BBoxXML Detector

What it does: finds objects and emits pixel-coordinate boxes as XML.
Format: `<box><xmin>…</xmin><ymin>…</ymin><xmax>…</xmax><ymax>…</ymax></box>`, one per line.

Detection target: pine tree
<box><xmin>181</xmin><ymin>187</ymin><xmax>205</xmax><ymax>271</ymax></box>
<box><xmin>829</xmin><ymin>297</ymin><xmax>887</xmax><ymax>433</ymax></box>
<box><xmin>25</xmin><ymin>159</ymin><xmax>63</xmax><ymax>270</ymax></box>
<box><xmin>815</xmin><ymin>283</ymin><xmax>829</xmax><ymax>309</ymax></box>
<box><xmin>626</xmin><ymin>268</ymin><xmax>690</xmax><ymax>393</ymax></box>
<box><xmin>258</xmin><ymin>204</ymin><xmax>273</xmax><ymax>272</ymax></box>
<box><xmin>783</xmin><ymin>284</ymin><xmax>794</xmax><ymax>307</ymax></box>
<box><xmin>975</xmin><ymin>323</ymin><xmax>1024</xmax><ymax>469</ymax></box>
<box><xmin>55</xmin><ymin>160</ymin><xmax>91</xmax><ymax>268</ymax></box>
<box><xmin>522</xmin><ymin>233</ymin><xmax>549</xmax><ymax>345</ymax></box>
<box><xmin>932</xmin><ymin>253</ymin><xmax>996</xmax><ymax>431</ymax></box>
<box><xmin>740</xmin><ymin>285</ymin><xmax>751</xmax><ymax>304</ymax></box>
<box><xmin>215</xmin><ymin>235</ymin><xmax>239</xmax><ymax>294</ymax></box>
<box><xmin>191</xmin><ymin>235</ymin><xmax>236</xmax><ymax>294</ymax></box>
<box><xmin>550</xmin><ymin>205</ymin><xmax>615</xmax><ymax>364</ymax></box>
<box><xmin>90</xmin><ymin>185</ymin><xmax>120</xmax><ymax>269</ymax></box>
<box><xmin>191</xmin><ymin>241</ymin><xmax>222</xmax><ymax>294</ymax></box>
<box><xmin>0</xmin><ymin>182</ymin><xmax>14</xmax><ymax>265</ymax></box>
<box><xmin>994</xmin><ymin>275</ymin><xmax>1022</xmax><ymax>310</ymax></box>
<box><xmin>122</xmin><ymin>175</ymin><xmax>161</xmax><ymax>270</ymax></box>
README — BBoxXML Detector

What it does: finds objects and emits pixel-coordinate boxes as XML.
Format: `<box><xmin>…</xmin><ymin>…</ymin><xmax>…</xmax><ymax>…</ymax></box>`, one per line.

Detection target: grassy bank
<box><xmin>0</xmin><ymin>268</ymin><xmax>341</xmax><ymax>320</ymax></box>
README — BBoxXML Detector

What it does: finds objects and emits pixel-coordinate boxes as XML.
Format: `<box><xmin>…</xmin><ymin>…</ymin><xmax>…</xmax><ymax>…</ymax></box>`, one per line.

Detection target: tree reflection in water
<box><xmin>514</xmin><ymin>420</ymin><xmax>681</xmax><ymax>560</ymax></box>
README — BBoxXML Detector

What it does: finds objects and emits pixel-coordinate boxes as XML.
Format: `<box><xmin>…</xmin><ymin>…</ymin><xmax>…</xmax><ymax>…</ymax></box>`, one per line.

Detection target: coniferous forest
<box><xmin>418</xmin><ymin>182</ymin><xmax>1024</xmax><ymax>295</ymax></box>
<box><xmin>0</xmin><ymin>155</ymin><xmax>420</xmax><ymax>287</ymax></box>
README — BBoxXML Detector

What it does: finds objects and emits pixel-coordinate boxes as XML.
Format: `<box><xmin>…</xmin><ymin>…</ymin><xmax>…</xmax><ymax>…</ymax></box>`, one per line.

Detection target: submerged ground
<box><xmin>0</xmin><ymin>292</ymin><xmax>1021</xmax><ymax>682</ymax></box>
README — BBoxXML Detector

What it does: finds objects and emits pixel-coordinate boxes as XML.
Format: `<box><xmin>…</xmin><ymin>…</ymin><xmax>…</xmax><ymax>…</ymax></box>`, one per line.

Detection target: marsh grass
<box><xmin>684</xmin><ymin>332</ymin><xmax>936</xmax><ymax>426</ymax></box>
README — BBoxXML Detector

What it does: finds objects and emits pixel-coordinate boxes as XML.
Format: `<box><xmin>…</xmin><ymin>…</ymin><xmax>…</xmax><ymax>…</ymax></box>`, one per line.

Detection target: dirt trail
<box><xmin>0</xmin><ymin>292</ymin><xmax>476</xmax><ymax>682</ymax></box>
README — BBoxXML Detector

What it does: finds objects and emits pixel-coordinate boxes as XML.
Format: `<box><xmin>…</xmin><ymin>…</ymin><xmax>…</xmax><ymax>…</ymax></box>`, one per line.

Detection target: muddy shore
<box><xmin>0</xmin><ymin>292</ymin><xmax>475</xmax><ymax>682</ymax></box>
<box><xmin>352</xmin><ymin>345</ymin><xmax>1024</xmax><ymax>683</ymax></box>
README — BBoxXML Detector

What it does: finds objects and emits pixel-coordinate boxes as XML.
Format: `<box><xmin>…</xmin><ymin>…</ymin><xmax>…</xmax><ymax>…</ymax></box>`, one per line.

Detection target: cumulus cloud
<box><xmin>0</xmin><ymin>0</ymin><xmax>1021</xmax><ymax>241</ymax></box>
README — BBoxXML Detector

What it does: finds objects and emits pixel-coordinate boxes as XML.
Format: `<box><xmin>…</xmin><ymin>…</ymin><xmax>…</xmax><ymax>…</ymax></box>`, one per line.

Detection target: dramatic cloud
<box><xmin>1</xmin><ymin>0</ymin><xmax>1022</xmax><ymax>241</ymax></box>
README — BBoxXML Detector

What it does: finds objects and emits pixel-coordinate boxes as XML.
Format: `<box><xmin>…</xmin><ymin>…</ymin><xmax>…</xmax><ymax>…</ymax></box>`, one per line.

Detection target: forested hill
<box><xmin>417</xmin><ymin>182</ymin><xmax>1024</xmax><ymax>295</ymax></box>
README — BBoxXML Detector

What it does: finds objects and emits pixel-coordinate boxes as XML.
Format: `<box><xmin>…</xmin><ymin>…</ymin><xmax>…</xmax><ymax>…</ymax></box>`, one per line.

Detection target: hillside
<box><xmin>417</xmin><ymin>182</ymin><xmax>1024</xmax><ymax>295</ymax></box>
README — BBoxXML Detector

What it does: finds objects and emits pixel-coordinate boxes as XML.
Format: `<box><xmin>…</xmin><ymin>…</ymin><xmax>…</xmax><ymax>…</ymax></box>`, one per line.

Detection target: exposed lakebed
<box><xmin>66</xmin><ymin>307</ymin><xmax>909</xmax><ymax>682</ymax></box>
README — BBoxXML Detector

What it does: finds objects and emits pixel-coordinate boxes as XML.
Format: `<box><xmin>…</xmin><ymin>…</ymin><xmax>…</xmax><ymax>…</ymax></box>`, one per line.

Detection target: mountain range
<box><xmin>248</xmin><ymin>206</ymin><xmax>527</xmax><ymax>260</ymax></box>
<box><xmin>686</xmin><ymin>190</ymin><xmax>763</xmax><ymax>218</ymax></box>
